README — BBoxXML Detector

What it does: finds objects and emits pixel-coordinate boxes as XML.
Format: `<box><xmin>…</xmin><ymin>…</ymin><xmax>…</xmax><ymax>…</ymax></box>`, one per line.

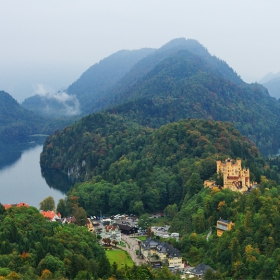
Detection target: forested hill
<box><xmin>169</xmin><ymin>180</ymin><xmax>280</xmax><ymax>279</ymax></box>
<box><xmin>40</xmin><ymin>116</ymin><xmax>275</xmax><ymax>215</ymax></box>
<box><xmin>0</xmin><ymin>205</ymin><xmax>109</xmax><ymax>279</ymax></box>
<box><xmin>20</xmin><ymin>38</ymin><xmax>280</xmax><ymax>154</ymax></box>
<box><xmin>66</xmin><ymin>48</ymin><xmax>155</xmax><ymax>112</ymax></box>
<box><xmin>88</xmin><ymin>38</ymin><xmax>244</xmax><ymax>113</ymax></box>
<box><xmin>106</xmin><ymin>74</ymin><xmax>280</xmax><ymax>155</ymax></box>
<box><xmin>84</xmin><ymin>38</ymin><xmax>280</xmax><ymax>155</ymax></box>
<box><xmin>0</xmin><ymin>90</ymin><xmax>76</xmax><ymax>144</ymax></box>
<box><xmin>0</xmin><ymin>90</ymin><xmax>46</xmax><ymax>143</ymax></box>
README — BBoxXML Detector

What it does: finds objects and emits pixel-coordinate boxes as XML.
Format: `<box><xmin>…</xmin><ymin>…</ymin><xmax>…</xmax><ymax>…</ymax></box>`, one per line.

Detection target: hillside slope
<box><xmin>104</xmin><ymin>51</ymin><xmax>280</xmax><ymax>155</ymax></box>
<box><xmin>263</xmin><ymin>77</ymin><xmax>280</xmax><ymax>99</ymax></box>
<box><xmin>36</xmin><ymin>37</ymin><xmax>280</xmax><ymax>157</ymax></box>
<box><xmin>89</xmin><ymin>38</ymin><xmax>244</xmax><ymax>112</ymax></box>
<box><xmin>40</xmin><ymin>116</ymin><xmax>268</xmax><ymax>215</ymax></box>
<box><xmin>170</xmin><ymin>181</ymin><xmax>280</xmax><ymax>279</ymax></box>
<box><xmin>0</xmin><ymin>90</ymin><xmax>76</xmax><ymax>144</ymax></box>
<box><xmin>21</xmin><ymin>38</ymin><xmax>280</xmax><ymax>155</ymax></box>
<box><xmin>21</xmin><ymin>48</ymin><xmax>154</xmax><ymax>115</ymax></box>
<box><xmin>0</xmin><ymin>90</ymin><xmax>47</xmax><ymax>143</ymax></box>
<box><xmin>22</xmin><ymin>92</ymin><xmax>81</xmax><ymax>117</ymax></box>
<box><xmin>76</xmin><ymin>39</ymin><xmax>280</xmax><ymax>155</ymax></box>
<box><xmin>67</xmin><ymin>48</ymin><xmax>155</xmax><ymax>112</ymax></box>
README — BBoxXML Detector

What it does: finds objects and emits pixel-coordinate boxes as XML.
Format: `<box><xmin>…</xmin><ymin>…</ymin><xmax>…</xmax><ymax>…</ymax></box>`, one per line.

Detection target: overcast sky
<box><xmin>1</xmin><ymin>0</ymin><xmax>280</xmax><ymax>102</ymax></box>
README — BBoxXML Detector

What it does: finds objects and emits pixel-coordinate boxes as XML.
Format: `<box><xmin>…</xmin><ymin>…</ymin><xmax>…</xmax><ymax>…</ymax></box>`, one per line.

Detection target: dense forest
<box><xmin>170</xmin><ymin>178</ymin><xmax>280</xmax><ymax>279</ymax></box>
<box><xmin>41</xmin><ymin>117</ymin><xmax>278</xmax><ymax>217</ymax></box>
<box><xmin>102</xmin><ymin>47</ymin><xmax>280</xmax><ymax>155</ymax></box>
<box><xmin>0</xmin><ymin>205</ymin><xmax>109</xmax><ymax>279</ymax></box>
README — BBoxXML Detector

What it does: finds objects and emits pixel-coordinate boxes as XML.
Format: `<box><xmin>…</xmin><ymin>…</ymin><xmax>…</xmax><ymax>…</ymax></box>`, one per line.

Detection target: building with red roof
<box><xmin>4</xmin><ymin>202</ymin><xmax>29</xmax><ymax>210</ymax></box>
<box><xmin>41</xmin><ymin>210</ymin><xmax>61</xmax><ymax>221</ymax></box>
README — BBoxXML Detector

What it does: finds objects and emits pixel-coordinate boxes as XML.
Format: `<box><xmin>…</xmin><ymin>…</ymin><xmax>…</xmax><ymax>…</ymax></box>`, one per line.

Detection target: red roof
<box><xmin>4</xmin><ymin>202</ymin><xmax>29</xmax><ymax>210</ymax></box>
<box><xmin>105</xmin><ymin>225</ymin><xmax>118</xmax><ymax>232</ymax></box>
<box><xmin>17</xmin><ymin>202</ymin><xmax>29</xmax><ymax>207</ymax></box>
<box><xmin>41</xmin><ymin>210</ymin><xmax>59</xmax><ymax>220</ymax></box>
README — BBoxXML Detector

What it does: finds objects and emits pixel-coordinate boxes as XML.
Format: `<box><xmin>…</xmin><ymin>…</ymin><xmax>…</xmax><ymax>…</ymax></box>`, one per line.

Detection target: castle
<box><xmin>204</xmin><ymin>158</ymin><xmax>255</xmax><ymax>193</ymax></box>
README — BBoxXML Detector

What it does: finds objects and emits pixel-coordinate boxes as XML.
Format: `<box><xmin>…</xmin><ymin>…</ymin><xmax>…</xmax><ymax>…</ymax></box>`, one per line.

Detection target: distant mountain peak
<box><xmin>259</xmin><ymin>71</ymin><xmax>280</xmax><ymax>84</ymax></box>
<box><xmin>159</xmin><ymin>38</ymin><xmax>208</xmax><ymax>56</ymax></box>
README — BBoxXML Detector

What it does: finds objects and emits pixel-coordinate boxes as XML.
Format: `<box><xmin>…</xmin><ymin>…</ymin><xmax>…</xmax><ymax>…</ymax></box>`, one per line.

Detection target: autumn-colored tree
<box><xmin>6</xmin><ymin>271</ymin><xmax>21</xmax><ymax>279</ymax></box>
<box><xmin>66</xmin><ymin>196</ymin><xmax>79</xmax><ymax>215</ymax></box>
<box><xmin>40</xmin><ymin>269</ymin><xmax>53</xmax><ymax>279</ymax></box>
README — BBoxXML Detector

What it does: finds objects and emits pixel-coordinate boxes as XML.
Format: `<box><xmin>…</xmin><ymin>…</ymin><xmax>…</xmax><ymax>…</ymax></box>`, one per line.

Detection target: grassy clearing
<box><xmin>105</xmin><ymin>250</ymin><xmax>134</xmax><ymax>267</ymax></box>
<box><xmin>135</xmin><ymin>236</ymin><xmax>147</xmax><ymax>241</ymax></box>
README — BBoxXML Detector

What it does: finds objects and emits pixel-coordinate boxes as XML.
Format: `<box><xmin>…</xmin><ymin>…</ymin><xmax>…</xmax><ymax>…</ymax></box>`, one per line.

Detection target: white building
<box><xmin>100</xmin><ymin>225</ymin><xmax>122</xmax><ymax>243</ymax></box>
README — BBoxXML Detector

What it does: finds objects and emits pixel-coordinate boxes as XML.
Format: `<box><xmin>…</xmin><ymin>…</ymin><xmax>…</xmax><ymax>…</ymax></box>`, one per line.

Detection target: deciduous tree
<box><xmin>39</xmin><ymin>196</ymin><xmax>55</xmax><ymax>211</ymax></box>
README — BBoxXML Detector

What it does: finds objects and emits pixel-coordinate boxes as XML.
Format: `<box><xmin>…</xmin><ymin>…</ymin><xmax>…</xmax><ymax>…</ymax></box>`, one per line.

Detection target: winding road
<box><xmin>120</xmin><ymin>234</ymin><xmax>146</xmax><ymax>265</ymax></box>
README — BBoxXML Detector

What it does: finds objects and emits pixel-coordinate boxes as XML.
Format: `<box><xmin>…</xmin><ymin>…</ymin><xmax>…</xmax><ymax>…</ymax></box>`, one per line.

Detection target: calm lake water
<box><xmin>0</xmin><ymin>143</ymin><xmax>71</xmax><ymax>209</ymax></box>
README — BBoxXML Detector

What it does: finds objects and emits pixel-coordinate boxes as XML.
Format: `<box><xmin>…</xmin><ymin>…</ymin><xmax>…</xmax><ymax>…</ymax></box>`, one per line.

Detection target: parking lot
<box><xmin>151</xmin><ymin>225</ymin><xmax>171</xmax><ymax>237</ymax></box>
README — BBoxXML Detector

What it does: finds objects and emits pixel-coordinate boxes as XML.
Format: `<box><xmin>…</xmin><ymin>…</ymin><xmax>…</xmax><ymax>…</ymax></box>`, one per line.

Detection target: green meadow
<box><xmin>105</xmin><ymin>250</ymin><xmax>134</xmax><ymax>267</ymax></box>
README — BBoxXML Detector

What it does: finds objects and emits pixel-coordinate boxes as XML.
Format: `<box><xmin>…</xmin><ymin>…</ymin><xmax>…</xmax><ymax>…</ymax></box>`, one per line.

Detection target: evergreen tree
<box><xmin>97</xmin><ymin>255</ymin><xmax>111</xmax><ymax>279</ymax></box>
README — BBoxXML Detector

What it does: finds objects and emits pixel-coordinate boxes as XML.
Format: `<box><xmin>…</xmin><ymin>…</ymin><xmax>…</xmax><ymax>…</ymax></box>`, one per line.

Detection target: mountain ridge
<box><xmin>0</xmin><ymin>90</ymin><xmax>76</xmax><ymax>144</ymax></box>
<box><xmin>262</xmin><ymin>77</ymin><xmax>280</xmax><ymax>99</ymax></box>
<box><xmin>88</xmin><ymin>38</ymin><xmax>244</xmax><ymax>113</ymax></box>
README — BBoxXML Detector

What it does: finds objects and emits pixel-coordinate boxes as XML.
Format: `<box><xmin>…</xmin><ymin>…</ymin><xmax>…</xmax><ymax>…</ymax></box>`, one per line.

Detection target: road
<box><xmin>206</xmin><ymin>228</ymin><xmax>212</xmax><ymax>241</ymax></box>
<box><xmin>120</xmin><ymin>234</ymin><xmax>146</xmax><ymax>266</ymax></box>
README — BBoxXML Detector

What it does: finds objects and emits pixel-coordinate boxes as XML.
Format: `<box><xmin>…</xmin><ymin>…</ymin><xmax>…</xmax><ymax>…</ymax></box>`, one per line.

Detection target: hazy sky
<box><xmin>1</xmin><ymin>0</ymin><xmax>280</xmax><ymax>102</ymax></box>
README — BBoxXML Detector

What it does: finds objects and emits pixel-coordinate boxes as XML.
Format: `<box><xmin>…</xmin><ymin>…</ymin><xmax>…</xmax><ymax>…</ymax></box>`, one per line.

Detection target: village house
<box><xmin>40</xmin><ymin>210</ymin><xmax>61</xmax><ymax>221</ymax></box>
<box><xmin>86</xmin><ymin>218</ymin><xmax>95</xmax><ymax>232</ymax></box>
<box><xmin>4</xmin><ymin>202</ymin><xmax>29</xmax><ymax>210</ymax></box>
<box><xmin>100</xmin><ymin>224</ymin><xmax>122</xmax><ymax>243</ymax></box>
<box><xmin>116</xmin><ymin>223</ymin><xmax>139</xmax><ymax>235</ymax></box>
<box><xmin>216</xmin><ymin>218</ymin><xmax>234</xmax><ymax>237</ymax></box>
<box><xmin>140</xmin><ymin>237</ymin><xmax>184</xmax><ymax>269</ymax></box>
<box><xmin>189</xmin><ymin>263</ymin><xmax>215</xmax><ymax>279</ymax></box>
<box><xmin>61</xmin><ymin>216</ymin><xmax>77</xmax><ymax>224</ymax></box>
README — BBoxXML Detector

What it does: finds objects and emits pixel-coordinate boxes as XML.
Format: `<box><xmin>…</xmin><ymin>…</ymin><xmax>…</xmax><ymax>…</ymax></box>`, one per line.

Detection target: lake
<box><xmin>0</xmin><ymin>142</ymin><xmax>72</xmax><ymax>209</ymax></box>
